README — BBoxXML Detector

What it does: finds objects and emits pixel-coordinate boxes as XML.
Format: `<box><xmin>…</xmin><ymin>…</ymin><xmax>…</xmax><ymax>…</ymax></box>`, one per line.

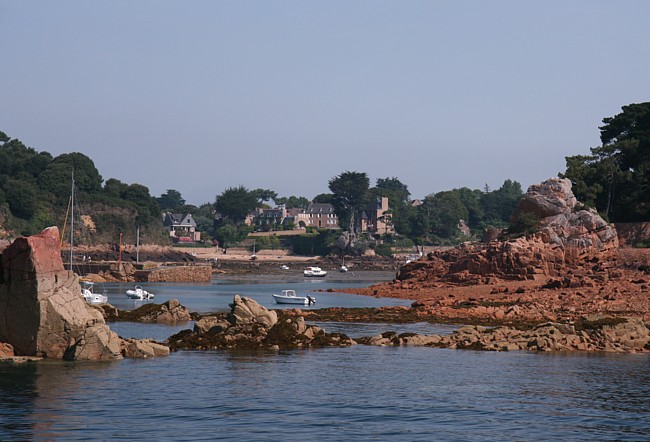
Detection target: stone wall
<box><xmin>141</xmin><ymin>265</ymin><xmax>212</xmax><ymax>282</ymax></box>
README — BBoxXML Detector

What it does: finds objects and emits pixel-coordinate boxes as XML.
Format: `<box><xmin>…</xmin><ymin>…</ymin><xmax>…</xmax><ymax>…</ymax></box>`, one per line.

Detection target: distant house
<box><xmin>255</xmin><ymin>204</ymin><xmax>288</xmax><ymax>227</ymax></box>
<box><xmin>360</xmin><ymin>197</ymin><xmax>394</xmax><ymax>235</ymax></box>
<box><xmin>295</xmin><ymin>203</ymin><xmax>340</xmax><ymax>229</ymax></box>
<box><xmin>163</xmin><ymin>212</ymin><xmax>201</xmax><ymax>242</ymax></box>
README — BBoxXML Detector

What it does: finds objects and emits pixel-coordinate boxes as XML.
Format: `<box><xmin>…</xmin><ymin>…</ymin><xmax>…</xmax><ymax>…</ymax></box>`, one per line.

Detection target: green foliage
<box><xmin>508</xmin><ymin>212</ymin><xmax>540</xmax><ymax>237</ymax></box>
<box><xmin>274</xmin><ymin>195</ymin><xmax>310</xmax><ymax>208</ymax></box>
<box><xmin>374</xmin><ymin>243</ymin><xmax>393</xmax><ymax>257</ymax></box>
<box><xmin>38</xmin><ymin>152</ymin><xmax>103</xmax><ymax>198</ymax></box>
<box><xmin>0</xmin><ymin>130</ymin><xmax>166</xmax><ymax>243</ymax></box>
<box><xmin>287</xmin><ymin>230</ymin><xmax>338</xmax><ymax>256</ymax></box>
<box><xmin>192</xmin><ymin>203</ymin><xmax>216</xmax><ymax>237</ymax></box>
<box><xmin>214</xmin><ymin>223</ymin><xmax>252</xmax><ymax>247</ymax></box>
<box><xmin>254</xmin><ymin>235</ymin><xmax>281</xmax><ymax>251</ymax></box>
<box><xmin>5</xmin><ymin>178</ymin><xmax>38</xmax><ymax>220</ymax></box>
<box><xmin>251</xmin><ymin>188</ymin><xmax>278</xmax><ymax>205</ymax></box>
<box><xmin>479</xmin><ymin>180</ymin><xmax>523</xmax><ymax>227</ymax></box>
<box><xmin>312</xmin><ymin>193</ymin><xmax>334</xmax><ymax>204</ymax></box>
<box><xmin>215</xmin><ymin>186</ymin><xmax>258</xmax><ymax>224</ymax></box>
<box><xmin>329</xmin><ymin>171</ymin><xmax>370</xmax><ymax>232</ymax></box>
<box><xmin>0</xmin><ymin>137</ymin><xmax>52</xmax><ymax>180</ymax></box>
<box><xmin>157</xmin><ymin>189</ymin><xmax>186</xmax><ymax>211</ymax></box>
<box><xmin>562</xmin><ymin>102</ymin><xmax>650</xmax><ymax>222</ymax></box>
<box><xmin>375</xmin><ymin>177</ymin><xmax>410</xmax><ymax>203</ymax></box>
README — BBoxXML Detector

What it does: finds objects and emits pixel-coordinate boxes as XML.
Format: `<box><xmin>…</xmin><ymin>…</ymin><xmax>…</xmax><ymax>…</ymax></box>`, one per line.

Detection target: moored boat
<box><xmin>303</xmin><ymin>266</ymin><xmax>327</xmax><ymax>277</ymax></box>
<box><xmin>126</xmin><ymin>285</ymin><xmax>155</xmax><ymax>301</ymax></box>
<box><xmin>81</xmin><ymin>281</ymin><xmax>108</xmax><ymax>305</ymax></box>
<box><xmin>272</xmin><ymin>289</ymin><xmax>315</xmax><ymax>305</ymax></box>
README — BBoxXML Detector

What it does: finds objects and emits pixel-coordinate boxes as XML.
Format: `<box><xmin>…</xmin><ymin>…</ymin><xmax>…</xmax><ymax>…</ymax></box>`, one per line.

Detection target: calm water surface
<box><xmin>2</xmin><ymin>276</ymin><xmax>650</xmax><ymax>441</ymax></box>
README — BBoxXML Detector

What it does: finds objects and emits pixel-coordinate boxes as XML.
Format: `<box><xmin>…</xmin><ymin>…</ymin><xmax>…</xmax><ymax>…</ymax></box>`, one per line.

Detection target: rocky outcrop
<box><xmin>168</xmin><ymin>296</ymin><xmax>355</xmax><ymax>351</ymax></box>
<box><xmin>0</xmin><ymin>227</ymin><xmax>122</xmax><ymax>360</ymax></box>
<box><xmin>0</xmin><ymin>228</ymin><xmax>169</xmax><ymax>360</ymax></box>
<box><xmin>121</xmin><ymin>338</ymin><xmax>170</xmax><ymax>358</ymax></box>
<box><xmin>141</xmin><ymin>265</ymin><xmax>212</xmax><ymax>283</ymax></box>
<box><xmin>398</xmin><ymin>178</ymin><xmax>619</xmax><ymax>284</ymax></box>
<box><xmin>104</xmin><ymin>299</ymin><xmax>191</xmax><ymax>323</ymax></box>
<box><xmin>358</xmin><ymin>316</ymin><xmax>650</xmax><ymax>353</ymax></box>
<box><xmin>228</xmin><ymin>294</ymin><xmax>278</xmax><ymax>327</ymax></box>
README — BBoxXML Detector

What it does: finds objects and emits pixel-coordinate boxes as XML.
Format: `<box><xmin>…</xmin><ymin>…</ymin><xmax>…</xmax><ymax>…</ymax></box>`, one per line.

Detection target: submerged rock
<box><xmin>357</xmin><ymin>316</ymin><xmax>650</xmax><ymax>353</ymax></box>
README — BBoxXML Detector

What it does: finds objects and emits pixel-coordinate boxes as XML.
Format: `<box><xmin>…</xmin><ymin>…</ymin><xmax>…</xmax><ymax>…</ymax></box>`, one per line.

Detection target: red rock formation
<box><xmin>399</xmin><ymin>178</ymin><xmax>619</xmax><ymax>283</ymax></box>
<box><xmin>0</xmin><ymin>227</ymin><xmax>123</xmax><ymax>360</ymax></box>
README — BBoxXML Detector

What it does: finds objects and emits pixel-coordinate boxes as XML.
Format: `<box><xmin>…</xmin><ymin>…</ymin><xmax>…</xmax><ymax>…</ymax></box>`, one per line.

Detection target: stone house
<box><xmin>163</xmin><ymin>212</ymin><xmax>201</xmax><ymax>242</ymax></box>
<box><xmin>295</xmin><ymin>203</ymin><xmax>340</xmax><ymax>229</ymax></box>
<box><xmin>254</xmin><ymin>205</ymin><xmax>290</xmax><ymax>227</ymax></box>
<box><xmin>360</xmin><ymin>197</ymin><xmax>394</xmax><ymax>235</ymax></box>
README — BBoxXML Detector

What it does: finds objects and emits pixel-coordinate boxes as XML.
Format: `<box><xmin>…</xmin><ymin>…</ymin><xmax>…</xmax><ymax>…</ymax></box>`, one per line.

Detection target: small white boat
<box><xmin>340</xmin><ymin>265</ymin><xmax>348</xmax><ymax>273</ymax></box>
<box><xmin>272</xmin><ymin>289</ymin><xmax>316</xmax><ymax>305</ymax></box>
<box><xmin>303</xmin><ymin>266</ymin><xmax>327</xmax><ymax>277</ymax></box>
<box><xmin>80</xmin><ymin>281</ymin><xmax>108</xmax><ymax>305</ymax></box>
<box><xmin>281</xmin><ymin>264</ymin><xmax>290</xmax><ymax>270</ymax></box>
<box><xmin>126</xmin><ymin>285</ymin><xmax>155</xmax><ymax>301</ymax></box>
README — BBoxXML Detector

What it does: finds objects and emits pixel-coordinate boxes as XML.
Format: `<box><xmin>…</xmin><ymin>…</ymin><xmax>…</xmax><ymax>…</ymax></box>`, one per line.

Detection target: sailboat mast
<box><xmin>70</xmin><ymin>170</ymin><xmax>74</xmax><ymax>269</ymax></box>
<box><xmin>136</xmin><ymin>226</ymin><xmax>140</xmax><ymax>264</ymax></box>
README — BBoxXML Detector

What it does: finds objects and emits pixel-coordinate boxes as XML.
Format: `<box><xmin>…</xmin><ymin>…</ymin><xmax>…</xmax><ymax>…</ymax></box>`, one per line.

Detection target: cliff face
<box><xmin>0</xmin><ymin>227</ymin><xmax>122</xmax><ymax>360</ymax></box>
<box><xmin>399</xmin><ymin>178</ymin><xmax>619</xmax><ymax>284</ymax></box>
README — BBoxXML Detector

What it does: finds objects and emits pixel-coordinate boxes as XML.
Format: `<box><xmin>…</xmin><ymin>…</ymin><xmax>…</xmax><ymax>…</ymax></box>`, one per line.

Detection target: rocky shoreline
<box><xmin>2</xmin><ymin>177</ymin><xmax>650</xmax><ymax>362</ymax></box>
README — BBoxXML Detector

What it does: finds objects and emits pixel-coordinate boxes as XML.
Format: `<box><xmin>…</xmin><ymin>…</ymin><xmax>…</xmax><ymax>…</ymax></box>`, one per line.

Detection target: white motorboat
<box><xmin>126</xmin><ymin>285</ymin><xmax>155</xmax><ymax>301</ymax></box>
<box><xmin>80</xmin><ymin>281</ymin><xmax>108</xmax><ymax>305</ymax></box>
<box><xmin>303</xmin><ymin>266</ymin><xmax>327</xmax><ymax>277</ymax></box>
<box><xmin>340</xmin><ymin>265</ymin><xmax>348</xmax><ymax>273</ymax></box>
<box><xmin>272</xmin><ymin>289</ymin><xmax>316</xmax><ymax>305</ymax></box>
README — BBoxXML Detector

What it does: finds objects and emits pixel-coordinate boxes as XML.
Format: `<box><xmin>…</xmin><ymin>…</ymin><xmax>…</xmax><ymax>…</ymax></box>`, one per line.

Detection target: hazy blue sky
<box><xmin>1</xmin><ymin>1</ymin><xmax>649</xmax><ymax>205</ymax></box>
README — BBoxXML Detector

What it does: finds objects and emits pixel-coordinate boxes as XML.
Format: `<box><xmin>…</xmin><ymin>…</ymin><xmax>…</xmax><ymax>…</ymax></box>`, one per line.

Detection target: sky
<box><xmin>1</xmin><ymin>1</ymin><xmax>649</xmax><ymax>206</ymax></box>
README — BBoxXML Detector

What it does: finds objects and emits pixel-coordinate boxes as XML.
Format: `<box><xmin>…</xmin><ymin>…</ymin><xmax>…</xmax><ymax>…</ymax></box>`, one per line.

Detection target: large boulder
<box><xmin>513</xmin><ymin>177</ymin><xmax>618</xmax><ymax>256</ymax></box>
<box><xmin>514</xmin><ymin>178</ymin><xmax>578</xmax><ymax>218</ymax></box>
<box><xmin>228</xmin><ymin>294</ymin><xmax>278</xmax><ymax>328</ymax></box>
<box><xmin>399</xmin><ymin>178</ymin><xmax>619</xmax><ymax>282</ymax></box>
<box><xmin>0</xmin><ymin>227</ymin><xmax>123</xmax><ymax>360</ymax></box>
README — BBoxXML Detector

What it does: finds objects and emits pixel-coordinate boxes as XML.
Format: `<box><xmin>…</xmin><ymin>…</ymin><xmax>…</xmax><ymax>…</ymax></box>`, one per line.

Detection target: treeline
<box><xmin>0</xmin><ymin>131</ymin><xmax>164</xmax><ymax>243</ymax></box>
<box><xmin>2</xmin><ymin>101</ymin><xmax>647</xmax><ymax>247</ymax></box>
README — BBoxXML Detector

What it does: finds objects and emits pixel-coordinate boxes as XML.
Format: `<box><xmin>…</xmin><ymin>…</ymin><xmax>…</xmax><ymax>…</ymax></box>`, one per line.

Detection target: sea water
<box><xmin>2</xmin><ymin>276</ymin><xmax>650</xmax><ymax>441</ymax></box>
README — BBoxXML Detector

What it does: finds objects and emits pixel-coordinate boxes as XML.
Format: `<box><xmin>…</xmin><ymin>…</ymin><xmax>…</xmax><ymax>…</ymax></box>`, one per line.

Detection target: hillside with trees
<box><xmin>0</xmin><ymin>131</ymin><xmax>165</xmax><ymax>244</ymax></box>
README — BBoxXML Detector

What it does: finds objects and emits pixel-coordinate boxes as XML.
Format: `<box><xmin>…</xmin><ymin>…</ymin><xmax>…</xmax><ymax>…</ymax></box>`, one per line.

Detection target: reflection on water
<box><xmin>2</xmin><ymin>276</ymin><xmax>650</xmax><ymax>440</ymax></box>
<box><xmin>2</xmin><ymin>350</ymin><xmax>649</xmax><ymax>440</ymax></box>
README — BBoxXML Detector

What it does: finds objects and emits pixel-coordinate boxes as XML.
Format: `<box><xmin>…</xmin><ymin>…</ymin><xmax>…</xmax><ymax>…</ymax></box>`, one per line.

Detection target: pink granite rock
<box><xmin>0</xmin><ymin>227</ymin><xmax>122</xmax><ymax>360</ymax></box>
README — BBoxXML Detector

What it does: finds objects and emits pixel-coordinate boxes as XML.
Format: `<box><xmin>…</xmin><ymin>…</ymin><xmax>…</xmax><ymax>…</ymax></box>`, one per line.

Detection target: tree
<box><xmin>371</xmin><ymin>177</ymin><xmax>412</xmax><ymax>237</ymax></box>
<box><xmin>375</xmin><ymin>177</ymin><xmax>410</xmax><ymax>203</ymax></box>
<box><xmin>328</xmin><ymin>171</ymin><xmax>370</xmax><ymax>233</ymax></box>
<box><xmin>312</xmin><ymin>193</ymin><xmax>334</xmax><ymax>204</ymax></box>
<box><xmin>479</xmin><ymin>180</ymin><xmax>523</xmax><ymax>227</ymax></box>
<box><xmin>121</xmin><ymin>183</ymin><xmax>161</xmax><ymax>225</ymax></box>
<box><xmin>275</xmin><ymin>195</ymin><xmax>310</xmax><ymax>208</ymax></box>
<box><xmin>251</xmin><ymin>188</ymin><xmax>278</xmax><ymax>205</ymax></box>
<box><xmin>0</xmin><ymin>136</ymin><xmax>52</xmax><ymax>182</ymax></box>
<box><xmin>214</xmin><ymin>186</ymin><xmax>258</xmax><ymax>224</ymax></box>
<box><xmin>103</xmin><ymin>178</ymin><xmax>129</xmax><ymax>198</ymax></box>
<box><xmin>5</xmin><ymin>178</ymin><xmax>38</xmax><ymax>219</ymax></box>
<box><xmin>157</xmin><ymin>189</ymin><xmax>186</xmax><ymax>211</ymax></box>
<box><xmin>38</xmin><ymin>152</ymin><xmax>102</xmax><ymax>198</ymax></box>
<box><xmin>562</xmin><ymin>103</ymin><xmax>650</xmax><ymax>221</ymax></box>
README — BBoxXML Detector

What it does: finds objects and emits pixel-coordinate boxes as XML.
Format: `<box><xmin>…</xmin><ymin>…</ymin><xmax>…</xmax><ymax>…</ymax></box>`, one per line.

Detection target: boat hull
<box><xmin>272</xmin><ymin>294</ymin><xmax>315</xmax><ymax>305</ymax></box>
